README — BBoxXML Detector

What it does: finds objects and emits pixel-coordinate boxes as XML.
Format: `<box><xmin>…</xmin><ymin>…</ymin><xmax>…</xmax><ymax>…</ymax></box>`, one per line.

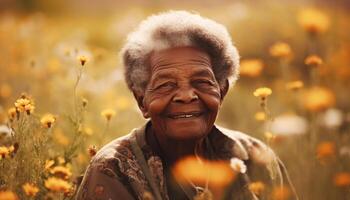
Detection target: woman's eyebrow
<box><xmin>191</xmin><ymin>69</ymin><xmax>215</xmax><ymax>79</ymax></box>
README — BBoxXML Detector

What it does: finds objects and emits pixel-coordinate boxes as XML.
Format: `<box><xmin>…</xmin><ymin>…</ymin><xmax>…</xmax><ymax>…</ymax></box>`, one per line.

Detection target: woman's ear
<box><xmin>220</xmin><ymin>79</ymin><xmax>229</xmax><ymax>102</ymax></box>
<box><xmin>132</xmin><ymin>91</ymin><xmax>150</xmax><ymax>118</ymax></box>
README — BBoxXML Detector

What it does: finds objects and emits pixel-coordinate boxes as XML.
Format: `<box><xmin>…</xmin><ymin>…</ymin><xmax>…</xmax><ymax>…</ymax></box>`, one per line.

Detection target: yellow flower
<box><xmin>83</xmin><ymin>127</ymin><xmax>94</xmax><ymax>136</ymax></box>
<box><xmin>316</xmin><ymin>141</ymin><xmax>335</xmax><ymax>160</ymax></box>
<box><xmin>40</xmin><ymin>114</ymin><xmax>56</xmax><ymax>128</ymax></box>
<box><xmin>173</xmin><ymin>156</ymin><xmax>235</xmax><ymax>187</ymax></box>
<box><xmin>44</xmin><ymin>159</ymin><xmax>55</xmax><ymax>171</ymax></box>
<box><xmin>14</xmin><ymin>95</ymin><xmax>35</xmax><ymax>115</ymax></box>
<box><xmin>253</xmin><ymin>87</ymin><xmax>272</xmax><ymax>98</ymax></box>
<box><xmin>272</xmin><ymin>185</ymin><xmax>290</xmax><ymax>200</ymax></box>
<box><xmin>239</xmin><ymin>59</ymin><xmax>264</xmax><ymax>77</ymax></box>
<box><xmin>249</xmin><ymin>181</ymin><xmax>265</xmax><ymax>196</ymax></box>
<box><xmin>254</xmin><ymin>112</ymin><xmax>266</xmax><ymax>121</ymax></box>
<box><xmin>304</xmin><ymin>87</ymin><xmax>335</xmax><ymax>112</ymax></box>
<box><xmin>44</xmin><ymin>177</ymin><xmax>72</xmax><ymax>193</ymax></box>
<box><xmin>269</xmin><ymin>42</ymin><xmax>292</xmax><ymax>59</ymax></box>
<box><xmin>101</xmin><ymin>109</ymin><xmax>116</xmax><ymax>121</ymax></box>
<box><xmin>22</xmin><ymin>183</ymin><xmax>39</xmax><ymax>197</ymax></box>
<box><xmin>334</xmin><ymin>172</ymin><xmax>350</xmax><ymax>187</ymax></box>
<box><xmin>298</xmin><ymin>8</ymin><xmax>330</xmax><ymax>35</ymax></box>
<box><xmin>0</xmin><ymin>146</ymin><xmax>10</xmax><ymax>159</ymax></box>
<box><xmin>0</xmin><ymin>190</ymin><xmax>18</xmax><ymax>200</ymax></box>
<box><xmin>285</xmin><ymin>81</ymin><xmax>304</xmax><ymax>91</ymax></box>
<box><xmin>7</xmin><ymin>107</ymin><xmax>17</xmax><ymax>121</ymax></box>
<box><xmin>50</xmin><ymin>166</ymin><xmax>72</xmax><ymax>179</ymax></box>
<box><xmin>305</xmin><ymin>55</ymin><xmax>323</xmax><ymax>67</ymax></box>
<box><xmin>77</xmin><ymin>55</ymin><xmax>88</xmax><ymax>66</ymax></box>
<box><xmin>82</xmin><ymin>98</ymin><xmax>88</xmax><ymax>107</ymax></box>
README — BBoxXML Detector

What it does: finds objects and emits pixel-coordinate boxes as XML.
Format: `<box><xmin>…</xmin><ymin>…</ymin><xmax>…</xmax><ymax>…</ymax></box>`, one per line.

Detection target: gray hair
<box><xmin>121</xmin><ymin>10</ymin><xmax>240</xmax><ymax>94</ymax></box>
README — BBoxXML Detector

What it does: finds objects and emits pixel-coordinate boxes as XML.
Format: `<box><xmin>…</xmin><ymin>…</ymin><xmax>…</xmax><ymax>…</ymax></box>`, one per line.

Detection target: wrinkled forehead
<box><xmin>149</xmin><ymin>46</ymin><xmax>212</xmax><ymax>72</ymax></box>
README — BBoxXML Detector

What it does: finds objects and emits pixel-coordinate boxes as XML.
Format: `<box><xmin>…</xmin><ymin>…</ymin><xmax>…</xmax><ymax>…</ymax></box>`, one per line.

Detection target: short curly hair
<box><xmin>121</xmin><ymin>10</ymin><xmax>240</xmax><ymax>94</ymax></box>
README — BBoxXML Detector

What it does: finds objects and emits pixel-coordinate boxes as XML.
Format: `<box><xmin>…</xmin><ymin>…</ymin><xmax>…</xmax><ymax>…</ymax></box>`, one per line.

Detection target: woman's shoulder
<box><xmin>212</xmin><ymin>125</ymin><xmax>276</xmax><ymax>165</ymax></box>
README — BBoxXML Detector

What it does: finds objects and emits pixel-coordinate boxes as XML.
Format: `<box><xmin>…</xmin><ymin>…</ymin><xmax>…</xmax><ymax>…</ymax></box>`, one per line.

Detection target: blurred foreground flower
<box><xmin>269</xmin><ymin>42</ymin><xmax>292</xmax><ymax>59</ymax></box>
<box><xmin>173</xmin><ymin>156</ymin><xmax>235</xmax><ymax>187</ymax></box>
<box><xmin>0</xmin><ymin>190</ymin><xmax>18</xmax><ymax>200</ymax></box>
<box><xmin>304</xmin><ymin>87</ymin><xmax>335</xmax><ymax>112</ymax></box>
<box><xmin>0</xmin><ymin>145</ymin><xmax>15</xmax><ymax>159</ymax></box>
<box><xmin>272</xmin><ymin>185</ymin><xmax>290</xmax><ymax>200</ymax></box>
<box><xmin>333</xmin><ymin>172</ymin><xmax>350</xmax><ymax>187</ymax></box>
<box><xmin>229</xmin><ymin>158</ymin><xmax>247</xmax><ymax>173</ymax></box>
<box><xmin>22</xmin><ymin>183</ymin><xmax>39</xmax><ymax>197</ymax></box>
<box><xmin>239</xmin><ymin>59</ymin><xmax>264</xmax><ymax>77</ymax></box>
<box><xmin>101</xmin><ymin>109</ymin><xmax>116</xmax><ymax>121</ymax></box>
<box><xmin>40</xmin><ymin>114</ymin><xmax>56</xmax><ymax>128</ymax></box>
<box><xmin>298</xmin><ymin>8</ymin><xmax>330</xmax><ymax>35</ymax></box>
<box><xmin>248</xmin><ymin>181</ymin><xmax>265</xmax><ymax>196</ymax></box>
<box><xmin>45</xmin><ymin>159</ymin><xmax>55</xmax><ymax>171</ymax></box>
<box><xmin>44</xmin><ymin>177</ymin><xmax>72</xmax><ymax>193</ymax></box>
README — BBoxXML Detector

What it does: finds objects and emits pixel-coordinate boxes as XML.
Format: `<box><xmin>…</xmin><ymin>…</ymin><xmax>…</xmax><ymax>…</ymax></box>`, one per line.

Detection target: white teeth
<box><xmin>173</xmin><ymin>114</ymin><xmax>194</xmax><ymax>119</ymax></box>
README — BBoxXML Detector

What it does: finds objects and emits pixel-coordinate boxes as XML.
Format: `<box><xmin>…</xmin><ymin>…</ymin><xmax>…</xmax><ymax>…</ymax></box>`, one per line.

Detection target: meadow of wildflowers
<box><xmin>0</xmin><ymin>0</ymin><xmax>349</xmax><ymax>199</ymax></box>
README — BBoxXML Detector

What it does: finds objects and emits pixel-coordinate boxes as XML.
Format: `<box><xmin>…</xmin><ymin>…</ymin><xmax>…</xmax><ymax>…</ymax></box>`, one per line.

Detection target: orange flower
<box><xmin>173</xmin><ymin>156</ymin><xmax>235</xmax><ymax>187</ymax></box>
<box><xmin>44</xmin><ymin>177</ymin><xmax>72</xmax><ymax>193</ymax></box>
<box><xmin>249</xmin><ymin>181</ymin><xmax>265</xmax><ymax>196</ymax></box>
<box><xmin>101</xmin><ymin>109</ymin><xmax>116</xmax><ymax>121</ymax></box>
<box><xmin>239</xmin><ymin>59</ymin><xmax>264</xmax><ymax>77</ymax></box>
<box><xmin>7</xmin><ymin>107</ymin><xmax>17</xmax><ymax>121</ymax></box>
<box><xmin>269</xmin><ymin>42</ymin><xmax>292</xmax><ymax>59</ymax></box>
<box><xmin>285</xmin><ymin>81</ymin><xmax>304</xmax><ymax>91</ymax></box>
<box><xmin>50</xmin><ymin>166</ymin><xmax>72</xmax><ymax>179</ymax></box>
<box><xmin>0</xmin><ymin>190</ymin><xmax>18</xmax><ymax>200</ymax></box>
<box><xmin>303</xmin><ymin>87</ymin><xmax>335</xmax><ymax>112</ymax></box>
<box><xmin>305</xmin><ymin>55</ymin><xmax>323</xmax><ymax>67</ymax></box>
<box><xmin>40</xmin><ymin>114</ymin><xmax>56</xmax><ymax>128</ymax></box>
<box><xmin>316</xmin><ymin>141</ymin><xmax>335</xmax><ymax>160</ymax></box>
<box><xmin>254</xmin><ymin>112</ymin><xmax>266</xmax><ymax>121</ymax></box>
<box><xmin>22</xmin><ymin>183</ymin><xmax>39</xmax><ymax>197</ymax></box>
<box><xmin>298</xmin><ymin>8</ymin><xmax>330</xmax><ymax>35</ymax></box>
<box><xmin>272</xmin><ymin>185</ymin><xmax>290</xmax><ymax>200</ymax></box>
<box><xmin>334</xmin><ymin>172</ymin><xmax>350</xmax><ymax>187</ymax></box>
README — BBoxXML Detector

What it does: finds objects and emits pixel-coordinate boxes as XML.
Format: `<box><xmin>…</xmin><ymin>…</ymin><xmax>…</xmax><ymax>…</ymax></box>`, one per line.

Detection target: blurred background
<box><xmin>0</xmin><ymin>0</ymin><xmax>349</xmax><ymax>199</ymax></box>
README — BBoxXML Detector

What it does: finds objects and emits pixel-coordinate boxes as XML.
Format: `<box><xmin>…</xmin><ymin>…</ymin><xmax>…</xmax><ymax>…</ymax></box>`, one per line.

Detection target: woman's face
<box><xmin>139</xmin><ymin>46</ymin><xmax>225</xmax><ymax>141</ymax></box>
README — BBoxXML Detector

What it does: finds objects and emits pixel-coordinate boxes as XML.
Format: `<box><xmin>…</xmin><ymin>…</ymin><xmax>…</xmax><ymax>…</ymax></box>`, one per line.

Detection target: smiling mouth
<box><xmin>167</xmin><ymin>111</ymin><xmax>203</xmax><ymax>119</ymax></box>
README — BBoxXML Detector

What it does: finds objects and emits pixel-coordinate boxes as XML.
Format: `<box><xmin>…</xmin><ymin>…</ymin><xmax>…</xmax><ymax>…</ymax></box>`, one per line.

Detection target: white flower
<box><xmin>320</xmin><ymin>108</ymin><xmax>343</xmax><ymax>130</ymax></box>
<box><xmin>269</xmin><ymin>114</ymin><xmax>308</xmax><ymax>136</ymax></box>
<box><xmin>230</xmin><ymin>158</ymin><xmax>247</xmax><ymax>173</ymax></box>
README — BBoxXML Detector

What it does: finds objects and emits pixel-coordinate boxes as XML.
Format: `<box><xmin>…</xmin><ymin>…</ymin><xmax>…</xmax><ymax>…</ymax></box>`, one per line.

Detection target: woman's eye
<box><xmin>157</xmin><ymin>82</ymin><xmax>176</xmax><ymax>89</ymax></box>
<box><xmin>194</xmin><ymin>79</ymin><xmax>213</xmax><ymax>86</ymax></box>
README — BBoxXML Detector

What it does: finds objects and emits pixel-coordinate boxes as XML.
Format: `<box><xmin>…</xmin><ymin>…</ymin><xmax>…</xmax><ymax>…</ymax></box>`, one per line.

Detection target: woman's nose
<box><xmin>173</xmin><ymin>86</ymin><xmax>199</xmax><ymax>103</ymax></box>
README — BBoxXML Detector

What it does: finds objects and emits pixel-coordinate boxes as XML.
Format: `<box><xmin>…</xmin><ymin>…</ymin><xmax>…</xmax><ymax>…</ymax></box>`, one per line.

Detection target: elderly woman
<box><xmin>76</xmin><ymin>11</ymin><xmax>296</xmax><ymax>200</ymax></box>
